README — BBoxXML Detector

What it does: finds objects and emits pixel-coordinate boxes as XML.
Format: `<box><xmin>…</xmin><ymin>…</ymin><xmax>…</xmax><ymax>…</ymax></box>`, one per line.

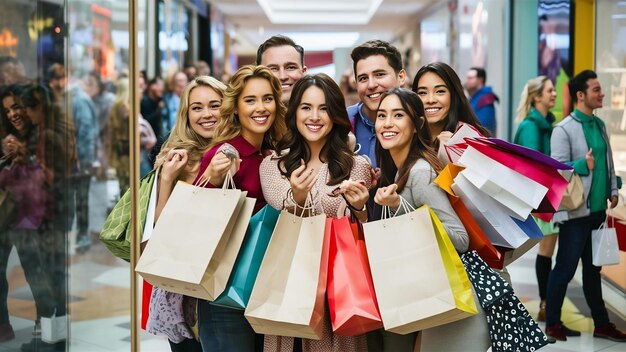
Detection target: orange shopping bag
<box><xmin>328</xmin><ymin>216</ymin><xmax>383</xmax><ymax>336</ymax></box>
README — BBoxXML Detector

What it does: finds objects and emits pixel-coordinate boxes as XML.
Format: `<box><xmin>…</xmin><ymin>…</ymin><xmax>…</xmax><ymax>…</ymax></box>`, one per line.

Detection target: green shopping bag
<box><xmin>211</xmin><ymin>204</ymin><xmax>280</xmax><ymax>309</ymax></box>
<box><xmin>99</xmin><ymin>170</ymin><xmax>156</xmax><ymax>261</ymax></box>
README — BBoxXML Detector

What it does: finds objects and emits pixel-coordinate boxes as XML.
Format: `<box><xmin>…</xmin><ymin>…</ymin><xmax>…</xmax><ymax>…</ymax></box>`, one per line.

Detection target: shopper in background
<box><xmin>464</xmin><ymin>67</ymin><xmax>499</xmax><ymax>136</ymax></box>
<box><xmin>513</xmin><ymin>76</ymin><xmax>558</xmax><ymax>324</ymax></box>
<box><xmin>256</xmin><ymin>35</ymin><xmax>308</xmax><ymax>105</ymax></box>
<box><xmin>412</xmin><ymin>62</ymin><xmax>490</xmax><ymax>150</ymax></box>
<box><xmin>546</xmin><ymin>70</ymin><xmax>625</xmax><ymax>342</ymax></box>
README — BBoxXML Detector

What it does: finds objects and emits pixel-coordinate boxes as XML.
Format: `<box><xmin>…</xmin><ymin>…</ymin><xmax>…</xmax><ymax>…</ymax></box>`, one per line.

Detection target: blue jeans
<box><xmin>545</xmin><ymin>211</ymin><xmax>610</xmax><ymax>327</ymax></box>
<box><xmin>198</xmin><ymin>301</ymin><xmax>257</xmax><ymax>351</ymax></box>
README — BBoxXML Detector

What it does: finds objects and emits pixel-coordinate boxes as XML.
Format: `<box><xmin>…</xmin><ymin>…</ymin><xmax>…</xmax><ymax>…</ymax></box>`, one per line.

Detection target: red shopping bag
<box><xmin>328</xmin><ymin>216</ymin><xmax>383</xmax><ymax>336</ymax></box>
<box><xmin>141</xmin><ymin>280</ymin><xmax>153</xmax><ymax>330</ymax></box>
<box><xmin>465</xmin><ymin>138</ymin><xmax>571</xmax><ymax>213</ymax></box>
<box><xmin>434</xmin><ymin>164</ymin><xmax>502</xmax><ymax>266</ymax></box>
<box><xmin>609</xmin><ymin>216</ymin><xmax>626</xmax><ymax>252</ymax></box>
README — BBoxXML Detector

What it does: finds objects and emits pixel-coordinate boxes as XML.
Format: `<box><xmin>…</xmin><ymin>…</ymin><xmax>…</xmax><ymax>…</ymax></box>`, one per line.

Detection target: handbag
<box><xmin>135</xmin><ymin>173</ymin><xmax>252</xmax><ymax>300</ymax></box>
<box><xmin>461</xmin><ymin>250</ymin><xmax>549</xmax><ymax>351</ymax></box>
<box><xmin>591</xmin><ymin>217</ymin><xmax>620</xmax><ymax>266</ymax></box>
<box><xmin>560</xmin><ymin>173</ymin><xmax>584</xmax><ymax>211</ymax></box>
<box><xmin>99</xmin><ymin>169</ymin><xmax>157</xmax><ymax>261</ymax></box>
<box><xmin>363</xmin><ymin>200</ymin><xmax>476</xmax><ymax>334</ymax></box>
<box><xmin>212</xmin><ymin>204</ymin><xmax>280</xmax><ymax>309</ymax></box>
<box><xmin>245</xmin><ymin>194</ymin><xmax>330</xmax><ymax>339</ymax></box>
<box><xmin>41</xmin><ymin>312</ymin><xmax>68</xmax><ymax>343</ymax></box>
<box><xmin>327</xmin><ymin>216</ymin><xmax>383</xmax><ymax>336</ymax></box>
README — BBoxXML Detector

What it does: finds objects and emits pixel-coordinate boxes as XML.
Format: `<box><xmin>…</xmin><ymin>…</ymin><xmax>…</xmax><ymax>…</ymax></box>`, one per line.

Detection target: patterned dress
<box><xmin>259</xmin><ymin>152</ymin><xmax>371</xmax><ymax>352</ymax></box>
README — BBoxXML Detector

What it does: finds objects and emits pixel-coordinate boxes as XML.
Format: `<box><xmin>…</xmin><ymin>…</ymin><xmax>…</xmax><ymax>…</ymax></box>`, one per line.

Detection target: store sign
<box><xmin>0</xmin><ymin>28</ymin><xmax>19</xmax><ymax>56</ymax></box>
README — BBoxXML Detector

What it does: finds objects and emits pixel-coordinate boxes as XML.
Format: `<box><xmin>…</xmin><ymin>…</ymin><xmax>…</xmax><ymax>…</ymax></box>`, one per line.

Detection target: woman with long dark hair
<box><xmin>260</xmin><ymin>73</ymin><xmax>371</xmax><ymax>351</ymax></box>
<box><xmin>412</xmin><ymin>62</ymin><xmax>490</xmax><ymax>149</ymax></box>
<box><xmin>373</xmin><ymin>88</ymin><xmax>491</xmax><ymax>352</ymax></box>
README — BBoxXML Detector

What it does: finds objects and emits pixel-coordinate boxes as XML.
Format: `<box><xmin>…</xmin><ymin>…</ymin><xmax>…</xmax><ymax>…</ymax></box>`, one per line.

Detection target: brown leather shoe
<box><xmin>546</xmin><ymin>323</ymin><xmax>580</xmax><ymax>341</ymax></box>
<box><xmin>0</xmin><ymin>323</ymin><xmax>15</xmax><ymax>342</ymax></box>
<box><xmin>594</xmin><ymin>323</ymin><xmax>626</xmax><ymax>342</ymax></box>
<box><xmin>537</xmin><ymin>300</ymin><xmax>546</xmax><ymax>322</ymax></box>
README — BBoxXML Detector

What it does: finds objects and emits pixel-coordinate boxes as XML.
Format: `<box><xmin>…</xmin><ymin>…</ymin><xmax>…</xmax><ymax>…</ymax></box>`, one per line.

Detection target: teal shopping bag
<box><xmin>211</xmin><ymin>204</ymin><xmax>280</xmax><ymax>309</ymax></box>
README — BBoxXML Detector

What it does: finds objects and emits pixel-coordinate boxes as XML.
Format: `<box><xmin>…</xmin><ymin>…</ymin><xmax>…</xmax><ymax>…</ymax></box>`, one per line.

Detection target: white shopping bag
<box><xmin>437</xmin><ymin>122</ymin><xmax>484</xmax><ymax>164</ymax></box>
<box><xmin>451</xmin><ymin>173</ymin><xmax>543</xmax><ymax>250</ymax></box>
<box><xmin>592</xmin><ymin>218</ymin><xmax>620</xmax><ymax>266</ymax></box>
<box><xmin>457</xmin><ymin>146</ymin><xmax>548</xmax><ymax>220</ymax></box>
<box><xmin>41</xmin><ymin>313</ymin><xmax>68</xmax><ymax>343</ymax></box>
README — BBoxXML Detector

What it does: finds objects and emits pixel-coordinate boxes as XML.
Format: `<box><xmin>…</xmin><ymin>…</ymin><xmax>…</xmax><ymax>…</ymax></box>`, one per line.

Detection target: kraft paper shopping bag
<box><xmin>245</xmin><ymin>206</ymin><xmax>330</xmax><ymax>339</ymax></box>
<box><xmin>363</xmin><ymin>201</ymin><xmax>476</xmax><ymax>334</ymax></box>
<box><xmin>135</xmin><ymin>179</ymin><xmax>250</xmax><ymax>300</ymax></box>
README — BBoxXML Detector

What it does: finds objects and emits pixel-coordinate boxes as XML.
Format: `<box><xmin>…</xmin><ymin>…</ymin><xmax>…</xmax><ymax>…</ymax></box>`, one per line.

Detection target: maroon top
<box><xmin>194</xmin><ymin>135</ymin><xmax>267</xmax><ymax>213</ymax></box>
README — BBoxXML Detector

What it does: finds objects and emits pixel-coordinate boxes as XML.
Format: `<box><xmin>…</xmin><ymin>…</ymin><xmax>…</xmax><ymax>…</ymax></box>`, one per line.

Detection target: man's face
<box><xmin>580</xmin><ymin>78</ymin><xmax>605</xmax><ymax>110</ymax></box>
<box><xmin>464</xmin><ymin>69</ymin><xmax>481</xmax><ymax>93</ymax></box>
<box><xmin>173</xmin><ymin>72</ymin><xmax>188</xmax><ymax>96</ymax></box>
<box><xmin>355</xmin><ymin>54</ymin><xmax>405</xmax><ymax>115</ymax></box>
<box><xmin>260</xmin><ymin>45</ymin><xmax>307</xmax><ymax>104</ymax></box>
<box><xmin>49</xmin><ymin>75</ymin><xmax>67</xmax><ymax>97</ymax></box>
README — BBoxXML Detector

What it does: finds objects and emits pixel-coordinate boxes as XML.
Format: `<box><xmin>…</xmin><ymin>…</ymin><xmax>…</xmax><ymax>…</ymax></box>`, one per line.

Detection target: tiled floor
<box><xmin>0</xmin><ymin>178</ymin><xmax>624</xmax><ymax>351</ymax></box>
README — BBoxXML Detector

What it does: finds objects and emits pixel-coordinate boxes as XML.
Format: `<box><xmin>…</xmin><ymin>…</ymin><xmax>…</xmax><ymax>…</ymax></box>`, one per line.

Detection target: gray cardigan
<box><xmin>550</xmin><ymin>113</ymin><xmax>618</xmax><ymax>222</ymax></box>
<box><xmin>394</xmin><ymin>159</ymin><xmax>469</xmax><ymax>252</ymax></box>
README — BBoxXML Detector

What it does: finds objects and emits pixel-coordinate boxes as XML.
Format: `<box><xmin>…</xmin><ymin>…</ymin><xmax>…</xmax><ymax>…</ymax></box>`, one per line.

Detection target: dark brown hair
<box><xmin>350</xmin><ymin>40</ymin><xmax>403</xmax><ymax>78</ymax></box>
<box><xmin>255</xmin><ymin>35</ymin><xmax>305</xmax><ymax>67</ymax></box>
<box><xmin>412</xmin><ymin>62</ymin><xmax>490</xmax><ymax>140</ymax></box>
<box><xmin>276</xmin><ymin>73</ymin><xmax>353</xmax><ymax>186</ymax></box>
<box><xmin>376</xmin><ymin>88</ymin><xmax>442</xmax><ymax>192</ymax></box>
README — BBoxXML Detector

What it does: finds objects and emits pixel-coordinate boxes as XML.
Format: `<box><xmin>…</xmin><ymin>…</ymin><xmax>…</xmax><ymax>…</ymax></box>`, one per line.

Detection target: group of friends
<box><xmin>141</xmin><ymin>35</ymin><xmax>624</xmax><ymax>352</ymax></box>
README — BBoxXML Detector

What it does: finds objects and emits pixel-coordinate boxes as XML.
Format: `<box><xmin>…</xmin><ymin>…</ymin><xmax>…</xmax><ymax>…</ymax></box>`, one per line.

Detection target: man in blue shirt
<box><xmin>348</xmin><ymin>40</ymin><xmax>406</xmax><ymax>168</ymax></box>
<box><xmin>465</xmin><ymin>67</ymin><xmax>498</xmax><ymax>136</ymax></box>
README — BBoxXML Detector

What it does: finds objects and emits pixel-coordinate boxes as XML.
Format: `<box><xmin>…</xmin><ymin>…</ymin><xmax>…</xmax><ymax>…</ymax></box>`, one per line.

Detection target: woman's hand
<box><xmin>585</xmin><ymin>148</ymin><xmax>594</xmax><ymax>171</ymax></box>
<box><xmin>290</xmin><ymin>159</ymin><xmax>317</xmax><ymax>207</ymax></box>
<box><xmin>197</xmin><ymin>151</ymin><xmax>240</xmax><ymax>187</ymax></box>
<box><xmin>436</xmin><ymin>131</ymin><xmax>454</xmax><ymax>146</ymax></box>
<box><xmin>374</xmin><ymin>184</ymin><xmax>401</xmax><ymax>209</ymax></box>
<box><xmin>160</xmin><ymin>149</ymin><xmax>188</xmax><ymax>184</ymax></box>
<box><xmin>340</xmin><ymin>180</ymin><xmax>369</xmax><ymax>211</ymax></box>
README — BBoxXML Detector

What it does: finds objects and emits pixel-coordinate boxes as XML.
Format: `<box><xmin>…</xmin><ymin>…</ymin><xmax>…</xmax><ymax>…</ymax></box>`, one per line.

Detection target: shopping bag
<box><xmin>41</xmin><ymin>313</ymin><xmax>68</xmax><ymax>343</ymax></box>
<box><xmin>212</xmin><ymin>204</ymin><xmax>280</xmax><ymax>309</ymax></box>
<box><xmin>135</xmin><ymin>175</ymin><xmax>253</xmax><ymax>300</ymax></box>
<box><xmin>437</xmin><ymin>122</ymin><xmax>484</xmax><ymax>164</ymax></box>
<box><xmin>465</xmin><ymin>137</ymin><xmax>571</xmax><ymax>214</ymax></box>
<box><xmin>452</xmin><ymin>173</ymin><xmax>543</xmax><ymax>252</ymax></box>
<box><xmin>461</xmin><ymin>250</ymin><xmax>549</xmax><ymax>351</ymax></box>
<box><xmin>608</xmin><ymin>216</ymin><xmax>626</xmax><ymax>252</ymax></box>
<box><xmin>327</xmin><ymin>216</ymin><xmax>382</xmax><ymax>336</ymax></box>
<box><xmin>100</xmin><ymin>169</ymin><xmax>157</xmax><ymax>261</ymax></box>
<box><xmin>434</xmin><ymin>164</ymin><xmax>502</xmax><ymax>265</ymax></box>
<box><xmin>592</xmin><ymin>217</ymin><xmax>620</xmax><ymax>266</ymax></box>
<box><xmin>141</xmin><ymin>280</ymin><xmax>152</xmax><ymax>330</ymax></box>
<box><xmin>245</xmin><ymin>199</ymin><xmax>330</xmax><ymax>339</ymax></box>
<box><xmin>363</xmin><ymin>201</ymin><xmax>476</xmax><ymax>334</ymax></box>
<box><xmin>560</xmin><ymin>173</ymin><xmax>584</xmax><ymax>210</ymax></box>
<box><xmin>458</xmin><ymin>146</ymin><xmax>548</xmax><ymax>220</ymax></box>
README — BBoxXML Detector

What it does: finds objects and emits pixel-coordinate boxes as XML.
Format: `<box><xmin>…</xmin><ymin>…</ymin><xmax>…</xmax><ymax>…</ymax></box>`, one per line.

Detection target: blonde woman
<box><xmin>194</xmin><ymin>65</ymin><xmax>286</xmax><ymax>351</ymax></box>
<box><xmin>145</xmin><ymin>75</ymin><xmax>227</xmax><ymax>352</ymax></box>
<box><xmin>513</xmin><ymin>75</ymin><xmax>557</xmax><ymax>322</ymax></box>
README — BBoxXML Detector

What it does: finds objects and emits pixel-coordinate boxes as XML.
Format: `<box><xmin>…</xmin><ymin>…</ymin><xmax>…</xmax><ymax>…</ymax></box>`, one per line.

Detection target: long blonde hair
<box><xmin>209</xmin><ymin>65</ymin><xmax>286</xmax><ymax>151</ymax></box>
<box><xmin>155</xmin><ymin>75</ymin><xmax>227</xmax><ymax>168</ymax></box>
<box><xmin>516</xmin><ymin>75</ymin><xmax>551</xmax><ymax>121</ymax></box>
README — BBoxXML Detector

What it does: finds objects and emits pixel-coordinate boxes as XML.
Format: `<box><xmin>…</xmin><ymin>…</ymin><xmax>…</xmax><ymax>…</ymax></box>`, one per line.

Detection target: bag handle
<box><xmin>381</xmin><ymin>195</ymin><xmax>414</xmax><ymax>220</ymax></box>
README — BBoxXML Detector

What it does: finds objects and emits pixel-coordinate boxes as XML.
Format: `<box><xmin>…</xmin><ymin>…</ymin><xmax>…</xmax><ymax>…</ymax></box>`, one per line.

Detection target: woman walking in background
<box><xmin>513</xmin><ymin>76</ymin><xmax>558</xmax><ymax>323</ymax></box>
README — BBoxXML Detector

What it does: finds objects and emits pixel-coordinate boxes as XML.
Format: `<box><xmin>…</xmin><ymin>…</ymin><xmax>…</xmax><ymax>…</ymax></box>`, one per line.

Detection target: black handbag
<box><xmin>461</xmin><ymin>250</ymin><xmax>549</xmax><ymax>351</ymax></box>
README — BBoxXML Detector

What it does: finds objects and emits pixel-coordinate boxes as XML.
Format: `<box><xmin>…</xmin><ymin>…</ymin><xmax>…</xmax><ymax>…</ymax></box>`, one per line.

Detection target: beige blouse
<box><xmin>259</xmin><ymin>152</ymin><xmax>372</xmax><ymax>352</ymax></box>
<box><xmin>260</xmin><ymin>153</ymin><xmax>372</xmax><ymax>218</ymax></box>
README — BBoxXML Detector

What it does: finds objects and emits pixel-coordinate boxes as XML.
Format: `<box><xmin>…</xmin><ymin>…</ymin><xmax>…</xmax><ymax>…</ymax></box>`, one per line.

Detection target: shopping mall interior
<box><xmin>0</xmin><ymin>0</ymin><xmax>625</xmax><ymax>351</ymax></box>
